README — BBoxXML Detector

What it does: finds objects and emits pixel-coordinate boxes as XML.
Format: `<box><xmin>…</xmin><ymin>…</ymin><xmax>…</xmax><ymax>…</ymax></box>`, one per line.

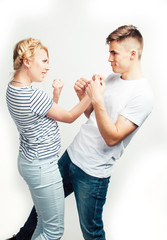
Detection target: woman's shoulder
<box><xmin>30</xmin><ymin>87</ymin><xmax>48</xmax><ymax>99</ymax></box>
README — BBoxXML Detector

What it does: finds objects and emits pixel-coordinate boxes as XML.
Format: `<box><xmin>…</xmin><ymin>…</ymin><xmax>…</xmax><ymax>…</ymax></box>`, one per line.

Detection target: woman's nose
<box><xmin>46</xmin><ymin>64</ymin><xmax>50</xmax><ymax>71</ymax></box>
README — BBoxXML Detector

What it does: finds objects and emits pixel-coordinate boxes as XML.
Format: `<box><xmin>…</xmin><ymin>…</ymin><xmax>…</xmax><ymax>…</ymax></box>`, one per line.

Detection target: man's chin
<box><xmin>112</xmin><ymin>68</ymin><xmax>119</xmax><ymax>74</ymax></box>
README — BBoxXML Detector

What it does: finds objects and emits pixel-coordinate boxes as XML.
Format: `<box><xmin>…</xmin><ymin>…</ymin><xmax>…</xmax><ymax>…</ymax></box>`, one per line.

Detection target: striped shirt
<box><xmin>6</xmin><ymin>83</ymin><xmax>61</xmax><ymax>161</ymax></box>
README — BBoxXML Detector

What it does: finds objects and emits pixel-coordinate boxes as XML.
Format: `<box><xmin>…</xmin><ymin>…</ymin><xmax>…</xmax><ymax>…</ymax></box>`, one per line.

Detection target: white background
<box><xmin>0</xmin><ymin>0</ymin><xmax>167</xmax><ymax>239</ymax></box>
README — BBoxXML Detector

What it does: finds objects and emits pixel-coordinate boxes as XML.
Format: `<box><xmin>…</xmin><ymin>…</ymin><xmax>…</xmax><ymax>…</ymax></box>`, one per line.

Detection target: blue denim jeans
<box><xmin>16</xmin><ymin>150</ymin><xmax>110</xmax><ymax>240</ymax></box>
<box><xmin>18</xmin><ymin>152</ymin><xmax>64</xmax><ymax>240</ymax></box>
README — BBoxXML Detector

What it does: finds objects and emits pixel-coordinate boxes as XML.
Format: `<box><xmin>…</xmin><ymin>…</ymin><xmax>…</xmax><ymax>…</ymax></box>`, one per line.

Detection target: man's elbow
<box><xmin>105</xmin><ymin>137</ymin><xmax>120</xmax><ymax>147</ymax></box>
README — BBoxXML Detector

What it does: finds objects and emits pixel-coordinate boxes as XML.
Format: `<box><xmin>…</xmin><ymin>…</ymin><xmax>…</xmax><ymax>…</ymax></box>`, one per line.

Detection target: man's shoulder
<box><xmin>134</xmin><ymin>78</ymin><xmax>154</xmax><ymax>99</ymax></box>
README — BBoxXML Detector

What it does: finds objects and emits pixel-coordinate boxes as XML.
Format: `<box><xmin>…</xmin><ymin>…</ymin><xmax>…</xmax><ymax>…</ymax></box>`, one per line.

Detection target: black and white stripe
<box><xmin>6</xmin><ymin>83</ymin><xmax>61</xmax><ymax>161</ymax></box>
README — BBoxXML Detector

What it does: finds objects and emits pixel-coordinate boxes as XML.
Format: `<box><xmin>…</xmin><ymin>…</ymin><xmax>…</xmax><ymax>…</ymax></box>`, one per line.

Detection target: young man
<box><xmin>8</xmin><ymin>25</ymin><xmax>154</xmax><ymax>240</ymax></box>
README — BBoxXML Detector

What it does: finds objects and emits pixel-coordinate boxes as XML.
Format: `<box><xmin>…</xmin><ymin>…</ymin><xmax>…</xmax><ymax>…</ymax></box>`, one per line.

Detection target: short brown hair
<box><xmin>106</xmin><ymin>25</ymin><xmax>143</xmax><ymax>58</ymax></box>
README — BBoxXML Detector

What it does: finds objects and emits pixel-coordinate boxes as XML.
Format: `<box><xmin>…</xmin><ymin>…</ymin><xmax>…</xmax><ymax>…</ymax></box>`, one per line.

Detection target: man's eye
<box><xmin>110</xmin><ymin>51</ymin><xmax>117</xmax><ymax>56</ymax></box>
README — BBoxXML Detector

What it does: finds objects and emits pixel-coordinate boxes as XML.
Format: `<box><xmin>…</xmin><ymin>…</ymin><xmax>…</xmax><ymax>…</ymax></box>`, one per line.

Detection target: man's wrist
<box><xmin>91</xmin><ymin>96</ymin><xmax>104</xmax><ymax>106</ymax></box>
<box><xmin>92</xmin><ymin>100</ymin><xmax>106</xmax><ymax>116</ymax></box>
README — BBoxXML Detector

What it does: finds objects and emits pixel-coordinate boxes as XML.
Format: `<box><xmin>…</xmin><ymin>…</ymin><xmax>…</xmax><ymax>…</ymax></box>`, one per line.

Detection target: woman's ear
<box><xmin>22</xmin><ymin>58</ymin><xmax>31</xmax><ymax>69</ymax></box>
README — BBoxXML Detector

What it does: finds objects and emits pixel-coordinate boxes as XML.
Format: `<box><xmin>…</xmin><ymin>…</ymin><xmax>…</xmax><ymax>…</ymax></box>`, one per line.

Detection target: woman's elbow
<box><xmin>64</xmin><ymin>114</ymin><xmax>75</xmax><ymax>123</ymax></box>
<box><xmin>66</xmin><ymin>118</ymin><xmax>74</xmax><ymax>124</ymax></box>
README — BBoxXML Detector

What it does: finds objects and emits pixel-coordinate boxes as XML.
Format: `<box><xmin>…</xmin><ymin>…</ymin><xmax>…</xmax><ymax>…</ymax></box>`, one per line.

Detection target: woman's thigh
<box><xmin>18</xmin><ymin>153</ymin><xmax>65</xmax><ymax>239</ymax></box>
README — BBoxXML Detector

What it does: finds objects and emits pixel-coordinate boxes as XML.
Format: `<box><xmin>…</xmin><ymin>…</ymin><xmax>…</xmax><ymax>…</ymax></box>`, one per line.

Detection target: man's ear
<box><xmin>130</xmin><ymin>49</ymin><xmax>137</xmax><ymax>60</ymax></box>
<box><xmin>23</xmin><ymin>58</ymin><xmax>31</xmax><ymax>69</ymax></box>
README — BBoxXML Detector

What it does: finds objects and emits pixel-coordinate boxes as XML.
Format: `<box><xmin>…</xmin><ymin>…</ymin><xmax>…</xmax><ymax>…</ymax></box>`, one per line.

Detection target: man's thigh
<box><xmin>72</xmin><ymin>163</ymin><xmax>110</xmax><ymax>240</ymax></box>
<box><xmin>58</xmin><ymin>150</ymin><xmax>74</xmax><ymax>197</ymax></box>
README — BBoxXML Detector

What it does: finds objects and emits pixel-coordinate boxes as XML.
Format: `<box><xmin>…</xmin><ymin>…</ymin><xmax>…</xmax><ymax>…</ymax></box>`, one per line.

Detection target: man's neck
<box><xmin>121</xmin><ymin>63</ymin><xmax>143</xmax><ymax>80</ymax></box>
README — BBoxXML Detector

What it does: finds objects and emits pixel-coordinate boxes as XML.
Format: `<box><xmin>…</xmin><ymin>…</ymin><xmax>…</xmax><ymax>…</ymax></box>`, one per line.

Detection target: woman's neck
<box><xmin>12</xmin><ymin>70</ymin><xmax>32</xmax><ymax>87</ymax></box>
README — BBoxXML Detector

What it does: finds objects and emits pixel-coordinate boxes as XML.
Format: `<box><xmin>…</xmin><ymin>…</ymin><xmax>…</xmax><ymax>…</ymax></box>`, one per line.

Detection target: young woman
<box><xmin>6</xmin><ymin>38</ymin><xmax>90</xmax><ymax>240</ymax></box>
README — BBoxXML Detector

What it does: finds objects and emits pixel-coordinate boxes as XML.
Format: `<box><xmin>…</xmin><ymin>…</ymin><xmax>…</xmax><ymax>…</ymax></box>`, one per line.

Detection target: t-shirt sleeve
<box><xmin>30</xmin><ymin>89</ymin><xmax>53</xmax><ymax>117</ymax></box>
<box><xmin>120</xmin><ymin>94</ymin><xmax>154</xmax><ymax>127</ymax></box>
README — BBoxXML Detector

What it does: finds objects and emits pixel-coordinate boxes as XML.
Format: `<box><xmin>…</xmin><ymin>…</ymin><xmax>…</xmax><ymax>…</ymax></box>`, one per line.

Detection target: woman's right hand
<box><xmin>52</xmin><ymin>79</ymin><xmax>64</xmax><ymax>103</ymax></box>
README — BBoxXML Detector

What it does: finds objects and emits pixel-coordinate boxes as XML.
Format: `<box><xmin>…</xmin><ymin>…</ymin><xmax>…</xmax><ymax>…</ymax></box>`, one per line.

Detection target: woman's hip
<box><xmin>17</xmin><ymin>152</ymin><xmax>62</xmax><ymax>189</ymax></box>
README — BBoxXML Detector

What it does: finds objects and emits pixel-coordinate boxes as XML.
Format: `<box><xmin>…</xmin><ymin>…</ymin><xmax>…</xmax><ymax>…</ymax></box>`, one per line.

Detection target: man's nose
<box><xmin>108</xmin><ymin>55</ymin><xmax>113</xmax><ymax>62</ymax></box>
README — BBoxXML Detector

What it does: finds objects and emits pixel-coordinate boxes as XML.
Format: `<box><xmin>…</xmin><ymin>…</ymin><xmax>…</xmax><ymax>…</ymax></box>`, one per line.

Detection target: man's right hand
<box><xmin>92</xmin><ymin>74</ymin><xmax>105</xmax><ymax>84</ymax></box>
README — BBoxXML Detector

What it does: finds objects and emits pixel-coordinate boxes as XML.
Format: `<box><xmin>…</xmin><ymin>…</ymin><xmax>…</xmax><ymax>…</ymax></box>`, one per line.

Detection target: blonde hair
<box><xmin>13</xmin><ymin>38</ymin><xmax>49</xmax><ymax>76</ymax></box>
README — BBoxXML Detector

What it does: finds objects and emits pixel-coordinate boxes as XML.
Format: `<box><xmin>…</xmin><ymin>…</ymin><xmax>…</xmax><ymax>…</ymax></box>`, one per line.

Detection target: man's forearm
<box><xmin>92</xmin><ymin>98</ymin><xmax>137</xmax><ymax>146</ymax></box>
<box><xmin>92</xmin><ymin>99</ymin><xmax>118</xmax><ymax>146</ymax></box>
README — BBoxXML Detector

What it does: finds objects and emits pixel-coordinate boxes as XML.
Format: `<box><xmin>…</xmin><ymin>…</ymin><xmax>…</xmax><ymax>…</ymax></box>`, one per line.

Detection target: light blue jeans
<box><xmin>18</xmin><ymin>152</ymin><xmax>64</xmax><ymax>240</ymax></box>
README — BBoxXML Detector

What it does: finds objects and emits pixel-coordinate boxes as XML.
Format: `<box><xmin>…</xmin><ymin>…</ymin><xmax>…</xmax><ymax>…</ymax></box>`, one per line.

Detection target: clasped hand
<box><xmin>52</xmin><ymin>75</ymin><xmax>105</xmax><ymax>104</ymax></box>
<box><xmin>74</xmin><ymin>74</ymin><xmax>105</xmax><ymax>102</ymax></box>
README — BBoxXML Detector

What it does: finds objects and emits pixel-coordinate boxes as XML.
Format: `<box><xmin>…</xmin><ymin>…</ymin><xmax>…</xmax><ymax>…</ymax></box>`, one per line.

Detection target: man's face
<box><xmin>108</xmin><ymin>40</ymin><xmax>132</xmax><ymax>75</ymax></box>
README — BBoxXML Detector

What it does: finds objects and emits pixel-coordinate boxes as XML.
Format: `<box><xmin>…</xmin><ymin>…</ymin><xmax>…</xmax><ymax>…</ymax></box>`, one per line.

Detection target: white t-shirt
<box><xmin>67</xmin><ymin>74</ymin><xmax>154</xmax><ymax>178</ymax></box>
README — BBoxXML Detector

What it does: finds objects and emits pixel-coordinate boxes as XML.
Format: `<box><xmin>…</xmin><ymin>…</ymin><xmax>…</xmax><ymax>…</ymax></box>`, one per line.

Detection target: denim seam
<box><xmin>92</xmin><ymin>179</ymin><xmax>102</xmax><ymax>239</ymax></box>
<box><xmin>92</xmin><ymin>178</ymin><xmax>109</xmax><ymax>240</ymax></box>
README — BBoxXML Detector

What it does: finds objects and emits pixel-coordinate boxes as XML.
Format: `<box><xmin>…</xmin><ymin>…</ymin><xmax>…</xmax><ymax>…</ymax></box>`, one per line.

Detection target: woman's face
<box><xmin>29</xmin><ymin>48</ymin><xmax>50</xmax><ymax>83</ymax></box>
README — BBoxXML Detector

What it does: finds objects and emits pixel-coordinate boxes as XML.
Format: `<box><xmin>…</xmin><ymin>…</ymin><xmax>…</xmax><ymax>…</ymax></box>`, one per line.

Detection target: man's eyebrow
<box><xmin>109</xmin><ymin>50</ymin><xmax>117</xmax><ymax>53</ymax></box>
